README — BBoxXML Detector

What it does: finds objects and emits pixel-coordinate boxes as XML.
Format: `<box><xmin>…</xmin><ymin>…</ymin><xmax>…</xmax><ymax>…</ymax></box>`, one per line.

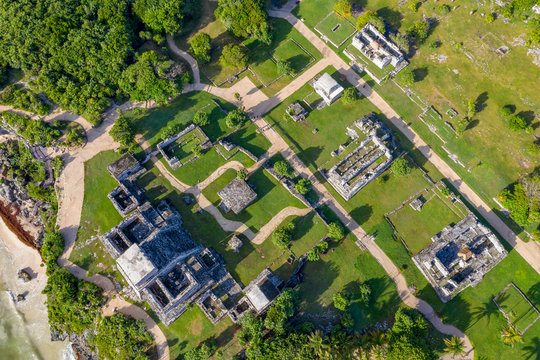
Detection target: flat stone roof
<box><xmin>107</xmin><ymin>152</ymin><xmax>138</xmax><ymax>179</ymax></box>
<box><xmin>217</xmin><ymin>178</ymin><xmax>257</xmax><ymax>214</ymax></box>
<box><xmin>117</xmin><ymin>244</ymin><xmax>156</xmax><ymax>287</ymax></box>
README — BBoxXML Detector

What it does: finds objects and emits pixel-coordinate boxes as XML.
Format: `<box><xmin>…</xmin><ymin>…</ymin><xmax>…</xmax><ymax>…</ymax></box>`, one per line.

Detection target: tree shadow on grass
<box><xmin>350</xmin><ymin>204</ymin><xmax>373</xmax><ymax>226</ymax></box>
<box><xmin>475</xmin><ymin>91</ymin><xmax>489</xmax><ymax>113</ymax></box>
<box><xmin>413</xmin><ymin>67</ymin><xmax>429</xmax><ymax>82</ymax></box>
<box><xmin>470</xmin><ymin>298</ymin><xmax>501</xmax><ymax>328</ymax></box>
<box><xmin>377</xmin><ymin>7</ymin><xmax>403</xmax><ymax>31</ymax></box>
<box><xmin>228</xmin><ymin>126</ymin><xmax>268</xmax><ymax>158</ymax></box>
<box><xmin>523</xmin><ymin>337</ymin><xmax>540</xmax><ymax>360</ymax></box>
<box><xmin>297</xmin><ymin>261</ymin><xmax>341</xmax><ymax>316</ymax></box>
<box><xmin>526</xmin><ymin>282</ymin><xmax>540</xmax><ymax>303</ymax></box>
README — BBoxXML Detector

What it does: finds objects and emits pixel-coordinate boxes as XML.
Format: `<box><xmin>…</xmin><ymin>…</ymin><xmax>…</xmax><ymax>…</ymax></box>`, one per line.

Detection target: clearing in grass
<box><xmin>314</xmin><ymin>11</ymin><xmax>357</xmax><ymax>47</ymax></box>
<box><xmin>494</xmin><ymin>283</ymin><xmax>540</xmax><ymax>334</ymax></box>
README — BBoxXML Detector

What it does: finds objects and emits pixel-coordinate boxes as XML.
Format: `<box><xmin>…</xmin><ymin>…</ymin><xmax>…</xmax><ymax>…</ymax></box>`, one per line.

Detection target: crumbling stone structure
<box><xmin>286</xmin><ymin>102</ymin><xmax>308</xmax><ymax>122</ymax></box>
<box><xmin>157</xmin><ymin>124</ymin><xmax>211</xmax><ymax>170</ymax></box>
<box><xmin>312</xmin><ymin>73</ymin><xmax>344</xmax><ymax>106</ymax></box>
<box><xmin>323</xmin><ymin>113</ymin><xmax>399</xmax><ymax>200</ymax></box>
<box><xmin>412</xmin><ymin>214</ymin><xmax>507</xmax><ymax>302</ymax></box>
<box><xmin>218</xmin><ymin>178</ymin><xmax>257</xmax><ymax>214</ymax></box>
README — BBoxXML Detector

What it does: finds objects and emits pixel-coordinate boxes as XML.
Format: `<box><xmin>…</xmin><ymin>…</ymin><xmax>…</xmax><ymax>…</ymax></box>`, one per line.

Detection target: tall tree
<box><xmin>190</xmin><ymin>33</ymin><xmax>212</xmax><ymax>64</ymax></box>
<box><xmin>215</xmin><ymin>0</ymin><xmax>272</xmax><ymax>44</ymax></box>
<box><xmin>501</xmin><ymin>325</ymin><xmax>523</xmax><ymax>348</ymax></box>
<box><xmin>134</xmin><ymin>0</ymin><xmax>186</xmax><ymax>34</ymax></box>
<box><xmin>443</xmin><ymin>336</ymin><xmax>465</xmax><ymax>359</ymax></box>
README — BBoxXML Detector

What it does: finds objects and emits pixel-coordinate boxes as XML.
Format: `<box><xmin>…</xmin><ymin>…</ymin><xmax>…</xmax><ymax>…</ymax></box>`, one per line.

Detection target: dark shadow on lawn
<box><xmin>413</xmin><ymin>67</ymin><xmax>429</xmax><ymax>82</ymax></box>
<box><xmin>475</xmin><ymin>91</ymin><xmax>489</xmax><ymax>113</ymax></box>
<box><xmin>292</xmin><ymin>214</ymin><xmax>315</xmax><ymax>241</ymax></box>
<box><xmin>297</xmin><ymin>261</ymin><xmax>340</xmax><ymax>316</ymax></box>
<box><xmin>523</xmin><ymin>337</ymin><xmax>540</xmax><ymax>360</ymax></box>
<box><xmin>350</xmin><ymin>204</ymin><xmax>373</xmax><ymax>226</ymax></box>
<box><xmin>228</xmin><ymin>127</ymin><xmax>268</xmax><ymax>157</ymax></box>
<box><xmin>377</xmin><ymin>7</ymin><xmax>403</xmax><ymax>31</ymax></box>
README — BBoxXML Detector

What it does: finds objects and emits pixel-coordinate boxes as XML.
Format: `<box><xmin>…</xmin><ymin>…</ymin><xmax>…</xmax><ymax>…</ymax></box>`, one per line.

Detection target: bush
<box><xmin>272</xmin><ymin>223</ymin><xmax>295</xmax><ymax>249</ymax></box>
<box><xmin>391</xmin><ymin>157</ymin><xmax>413</xmax><ymax>176</ymax></box>
<box><xmin>225</xmin><ymin>108</ymin><xmax>249</xmax><ymax>128</ymax></box>
<box><xmin>190</xmin><ymin>33</ymin><xmax>212</xmax><ymax>64</ymax></box>
<box><xmin>437</xmin><ymin>4</ymin><xmax>451</xmax><ymax>14</ymax></box>
<box><xmin>397</xmin><ymin>67</ymin><xmax>415</xmax><ymax>86</ymax></box>
<box><xmin>440</xmin><ymin>187</ymin><xmax>451</xmax><ymax>197</ymax></box>
<box><xmin>277</xmin><ymin>60</ymin><xmax>294</xmax><ymax>76</ymax></box>
<box><xmin>110</xmin><ymin>116</ymin><xmax>134</xmax><ymax>147</ymax></box>
<box><xmin>340</xmin><ymin>312</ymin><xmax>354</xmax><ymax>328</ymax></box>
<box><xmin>358</xmin><ymin>283</ymin><xmax>371</xmax><ymax>304</ymax></box>
<box><xmin>390</xmin><ymin>32</ymin><xmax>410</xmax><ymax>53</ymax></box>
<box><xmin>237</xmin><ymin>168</ymin><xmax>248</xmax><ymax>180</ymax></box>
<box><xmin>264</xmin><ymin>288</ymin><xmax>298</xmax><ymax>333</ymax></box>
<box><xmin>295</xmin><ymin>178</ymin><xmax>312</xmax><ymax>195</ymax></box>
<box><xmin>41</xmin><ymin>232</ymin><xmax>64</xmax><ymax>271</ymax></box>
<box><xmin>328</xmin><ymin>222</ymin><xmax>345</xmax><ymax>241</ymax></box>
<box><xmin>220</xmin><ymin>44</ymin><xmax>249</xmax><ymax>69</ymax></box>
<box><xmin>485</xmin><ymin>13</ymin><xmax>495</xmax><ymax>23</ymax></box>
<box><xmin>51</xmin><ymin>156</ymin><xmax>64</xmax><ymax>179</ymax></box>
<box><xmin>334</xmin><ymin>0</ymin><xmax>352</xmax><ymax>17</ymax></box>
<box><xmin>274</xmin><ymin>160</ymin><xmax>293</xmax><ymax>178</ymax></box>
<box><xmin>341</xmin><ymin>87</ymin><xmax>359</xmax><ymax>104</ymax></box>
<box><xmin>532</xmin><ymin>229</ymin><xmax>540</xmax><ymax>242</ymax></box>
<box><xmin>407</xmin><ymin>20</ymin><xmax>430</xmax><ymax>44</ymax></box>
<box><xmin>0</xmin><ymin>85</ymin><xmax>51</xmax><ymax>116</ymax></box>
<box><xmin>498</xmin><ymin>105</ymin><xmax>514</xmax><ymax>118</ymax></box>
<box><xmin>307</xmin><ymin>247</ymin><xmax>320</xmax><ymax>261</ymax></box>
<box><xmin>356</xmin><ymin>10</ymin><xmax>385</xmax><ymax>33</ymax></box>
<box><xmin>455</xmin><ymin>117</ymin><xmax>470</xmax><ymax>136</ymax></box>
<box><xmin>498</xmin><ymin>182</ymin><xmax>534</xmax><ymax>226</ymax></box>
<box><xmin>467</xmin><ymin>98</ymin><xmax>477</xmax><ymax>118</ymax></box>
<box><xmin>317</xmin><ymin>241</ymin><xmax>328</xmax><ymax>253</ymax></box>
<box><xmin>527</xmin><ymin>142</ymin><xmax>540</xmax><ymax>155</ymax></box>
<box><xmin>193</xmin><ymin>110</ymin><xmax>209</xmax><ymax>126</ymax></box>
<box><xmin>1</xmin><ymin>111</ymin><xmax>60</xmax><ymax>146</ymax></box>
<box><xmin>408</xmin><ymin>1</ymin><xmax>419</xmax><ymax>12</ymax></box>
<box><xmin>333</xmin><ymin>291</ymin><xmax>350</xmax><ymax>311</ymax></box>
<box><xmin>508</xmin><ymin>115</ymin><xmax>527</xmax><ymax>131</ymax></box>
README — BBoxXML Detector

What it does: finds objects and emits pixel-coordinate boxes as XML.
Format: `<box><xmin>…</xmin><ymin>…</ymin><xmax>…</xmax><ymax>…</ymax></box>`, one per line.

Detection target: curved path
<box><xmin>54</xmin><ymin>102</ymin><xmax>170</xmax><ymax>360</ymax></box>
<box><xmin>252</xmin><ymin>207</ymin><xmax>311</xmax><ymax>245</ymax></box>
<box><xmin>167</xmin><ymin>35</ymin><xmax>201</xmax><ymax>85</ymax></box>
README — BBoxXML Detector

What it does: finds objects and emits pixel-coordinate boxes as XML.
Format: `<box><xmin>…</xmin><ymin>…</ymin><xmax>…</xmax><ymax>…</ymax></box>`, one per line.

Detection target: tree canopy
<box><xmin>220</xmin><ymin>44</ymin><xmax>249</xmax><ymax>69</ymax></box>
<box><xmin>134</xmin><ymin>0</ymin><xmax>198</xmax><ymax>35</ymax></box>
<box><xmin>189</xmin><ymin>33</ymin><xmax>212</xmax><ymax>64</ymax></box>
<box><xmin>391</xmin><ymin>157</ymin><xmax>413</xmax><ymax>176</ymax></box>
<box><xmin>215</xmin><ymin>0</ymin><xmax>271</xmax><ymax>44</ymax></box>
<box><xmin>272</xmin><ymin>223</ymin><xmax>295</xmax><ymax>249</ymax></box>
<box><xmin>274</xmin><ymin>160</ymin><xmax>294</xmax><ymax>178</ymax></box>
<box><xmin>110</xmin><ymin>116</ymin><xmax>135</xmax><ymax>147</ymax></box>
<box><xmin>225</xmin><ymin>107</ymin><xmax>249</xmax><ymax>128</ymax></box>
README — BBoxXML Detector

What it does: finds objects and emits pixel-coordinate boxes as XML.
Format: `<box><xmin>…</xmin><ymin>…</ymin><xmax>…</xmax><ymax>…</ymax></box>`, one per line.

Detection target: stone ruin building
<box><xmin>323</xmin><ymin>113</ymin><xmax>399</xmax><ymax>200</ymax></box>
<box><xmin>217</xmin><ymin>178</ymin><xmax>257</xmax><ymax>214</ymax></box>
<box><xmin>157</xmin><ymin>124</ymin><xmax>211</xmax><ymax>170</ymax></box>
<box><xmin>348</xmin><ymin>24</ymin><xmax>408</xmax><ymax>84</ymax></box>
<box><xmin>312</xmin><ymin>73</ymin><xmax>344</xmax><ymax>106</ymax></box>
<box><xmin>101</xmin><ymin>153</ymin><xmax>283</xmax><ymax>326</ymax></box>
<box><xmin>244</xmin><ymin>269</ymin><xmax>284</xmax><ymax>314</ymax></box>
<box><xmin>286</xmin><ymin>102</ymin><xmax>308</xmax><ymax>122</ymax></box>
<box><xmin>412</xmin><ymin>214</ymin><xmax>507</xmax><ymax>302</ymax></box>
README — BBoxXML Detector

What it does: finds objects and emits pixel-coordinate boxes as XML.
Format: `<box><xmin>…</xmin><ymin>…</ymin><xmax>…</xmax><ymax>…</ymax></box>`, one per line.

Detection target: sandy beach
<box><xmin>0</xmin><ymin>216</ymin><xmax>70</xmax><ymax>360</ymax></box>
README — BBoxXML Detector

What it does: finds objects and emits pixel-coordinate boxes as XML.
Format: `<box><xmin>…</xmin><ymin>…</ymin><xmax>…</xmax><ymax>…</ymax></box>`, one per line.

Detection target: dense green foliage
<box><xmin>0</xmin><ymin>85</ymin><xmax>51</xmax><ymax>115</ymax></box>
<box><xmin>215</xmin><ymin>0</ymin><xmax>271</xmax><ymax>44</ymax></box>
<box><xmin>43</xmin><ymin>268</ymin><xmax>104</xmax><ymax>334</ymax></box>
<box><xmin>134</xmin><ymin>0</ymin><xmax>192</xmax><ymax>35</ymax></box>
<box><xmin>328</xmin><ymin>222</ymin><xmax>345</xmax><ymax>241</ymax></box>
<box><xmin>391</xmin><ymin>157</ymin><xmax>413</xmax><ymax>177</ymax></box>
<box><xmin>92</xmin><ymin>313</ymin><xmax>153</xmax><ymax>360</ymax></box>
<box><xmin>498</xmin><ymin>175</ymin><xmax>540</xmax><ymax>226</ymax></box>
<box><xmin>277</xmin><ymin>60</ymin><xmax>294</xmax><ymax>76</ymax></box>
<box><xmin>508</xmin><ymin>114</ymin><xmax>528</xmax><ymax>131</ymax></box>
<box><xmin>1</xmin><ymin>111</ymin><xmax>60</xmax><ymax>146</ymax></box>
<box><xmin>41</xmin><ymin>232</ymin><xmax>65</xmax><ymax>273</ymax></box>
<box><xmin>398</xmin><ymin>68</ymin><xmax>415</xmax><ymax>86</ymax></box>
<box><xmin>0</xmin><ymin>66</ymin><xmax>8</xmax><ymax>88</ymax></box>
<box><xmin>192</xmin><ymin>110</ymin><xmax>209</xmax><ymax>126</ymax></box>
<box><xmin>387</xmin><ymin>308</ymin><xmax>437</xmax><ymax>360</ymax></box>
<box><xmin>225</xmin><ymin>107</ymin><xmax>249</xmax><ymax>128</ymax></box>
<box><xmin>341</xmin><ymin>87</ymin><xmax>359</xmax><ymax>104</ymax></box>
<box><xmin>307</xmin><ymin>241</ymin><xmax>328</xmax><ymax>261</ymax></box>
<box><xmin>272</xmin><ymin>223</ymin><xmax>295</xmax><ymax>249</ymax></box>
<box><xmin>264</xmin><ymin>288</ymin><xmax>298</xmax><ymax>333</ymax></box>
<box><xmin>334</xmin><ymin>0</ymin><xmax>352</xmax><ymax>17</ymax></box>
<box><xmin>294</xmin><ymin>178</ymin><xmax>311</xmax><ymax>195</ymax></box>
<box><xmin>220</xmin><ymin>44</ymin><xmax>249</xmax><ymax>69</ymax></box>
<box><xmin>407</xmin><ymin>20</ymin><xmax>430</xmax><ymax>44</ymax></box>
<box><xmin>0</xmin><ymin>0</ymin><xmax>139</xmax><ymax>123</ymax></box>
<box><xmin>333</xmin><ymin>291</ymin><xmax>350</xmax><ymax>311</ymax></box>
<box><xmin>118</xmin><ymin>51</ymin><xmax>179</xmax><ymax>103</ymax></box>
<box><xmin>189</xmin><ymin>33</ymin><xmax>212</xmax><ymax>64</ymax></box>
<box><xmin>110</xmin><ymin>116</ymin><xmax>135</xmax><ymax>147</ymax></box>
<box><xmin>0</xmin><ymin>141</ymin><xmax>45</xmax><ymax>183</ymax></box>
<box><xmin>274</xmin><ymin>160</ymin><xmax>293</xmax><ymax>178</ymax></box>
<box><xmin>356</xmin><ymin>10</ymin><xmax>385</xmax><ymax>33</ymax></box>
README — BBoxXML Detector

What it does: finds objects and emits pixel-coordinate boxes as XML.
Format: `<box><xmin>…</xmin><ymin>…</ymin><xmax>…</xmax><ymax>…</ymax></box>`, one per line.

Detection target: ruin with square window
<box><xmin>413</xmin><ymin>214</ymin><xmax>507</xmax><ymax>302</ymax></box>
<box><xmin>321</xmin><ymin>112</ymin><xmax>399</xmax><ymax>200</ymax></box>
<box><xmin>100</xmin><ymin>153</ymin><xmax>284</xmax><ymax>326</ymax></box>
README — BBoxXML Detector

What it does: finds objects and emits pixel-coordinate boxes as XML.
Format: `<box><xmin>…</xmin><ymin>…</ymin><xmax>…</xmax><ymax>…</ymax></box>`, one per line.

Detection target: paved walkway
<box><xmin>167</xmin><ymin>35</ymin><xmax>200</xmax><ymax>85</ymax></box>
<box><xmin>252</xmin><ymin>207</ymin><xmax>311</xmax><ymax>245</ymax></box>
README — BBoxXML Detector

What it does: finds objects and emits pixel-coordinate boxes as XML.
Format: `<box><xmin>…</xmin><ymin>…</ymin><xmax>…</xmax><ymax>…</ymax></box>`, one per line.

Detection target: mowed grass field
<box><xmin>70</xmin><ymin>150</ymin><xmax>124</xmax><ymax>281</ymax></box>
<box><xmin>202</xmin><ymin>168</ymin><xmax>307</xmax><ymax>233</ymax></box>
<box><xmin>496</xmin><ymin>284</ymin><xmax>540</xmax><ymax>334</ymax></box>
<box><xmin>315</xmin><ymin>12</ymin><xmax>356</xmax><ymax>47</ymax></box>
<box><xmin>293</xmin><ymin>0</ymin><xmax>539</xmax><ymax>238</ymax></box>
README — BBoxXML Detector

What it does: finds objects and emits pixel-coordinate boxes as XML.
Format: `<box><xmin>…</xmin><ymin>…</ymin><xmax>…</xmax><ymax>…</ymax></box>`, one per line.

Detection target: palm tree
<box><xmin>501</xmin><ymin>325</ymin><xmax>524</xmax><ymax>348</ymax></box>
<box><xmin>444</xmin><ymin>336</ymin><xmax>465</xmax><ymax>359</ymax></box>
<box><xmin>370</xmin><ymin>344</ymin><xmax>388</xmax><ymax>360</ymax></box>
<box><xmin>308</xmin><ymin>330</ymin><xmax>327</xmax><ymax>357</ymax></box>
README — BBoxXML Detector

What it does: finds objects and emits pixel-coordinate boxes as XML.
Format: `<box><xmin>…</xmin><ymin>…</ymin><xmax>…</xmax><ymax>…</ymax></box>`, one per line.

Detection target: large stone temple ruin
<box><xmin>101</xmin><ymin>153</ymin><xmax>283</xmax><ymax>325</ymax></box>
<box><xmin>412</xmin><ymin>214</ymin><xmax>507</xmax><ymax>302</ymax></box>
<box><xmin>323</xmin><ymin>113</ymin><xmax>399</xmax><ymax>200</ymax></box>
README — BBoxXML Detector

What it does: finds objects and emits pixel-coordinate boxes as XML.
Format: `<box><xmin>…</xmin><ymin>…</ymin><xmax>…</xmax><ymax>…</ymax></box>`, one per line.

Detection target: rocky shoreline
<box><xmin>51</xmin><ymin>331</ymin><xmax>98</xmax><ymax>360</ymax></box>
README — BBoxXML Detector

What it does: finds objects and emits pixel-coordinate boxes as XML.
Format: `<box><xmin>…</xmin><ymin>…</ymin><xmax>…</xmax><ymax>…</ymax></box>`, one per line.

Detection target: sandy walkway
<box><xmin>252</xmin><ymin>207</ymin><xmax>311</xmax><ymax>245</ymax></box>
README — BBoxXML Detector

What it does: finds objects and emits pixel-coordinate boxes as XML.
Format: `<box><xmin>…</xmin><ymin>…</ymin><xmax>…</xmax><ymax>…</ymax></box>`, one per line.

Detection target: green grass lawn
<box><xmin>496</xmin><ymin>284</ymin><xmax>540</xmax><ymax>334</ymax></box>
<box><xmin>162</xmin><ymin>147</ymin><xmax>255</xmax><ymax>186</ymax></box>
<box><xmin>389</xmin><ymin>189</ymin><xmax>463</xmax><ymax>255</ymax></box>
<box><xmin>289</xmin><ymin>211</ymin><xmax>328</xmax><ymax>257</ymax></box>
<box><xmin>272</xmin><ymin>39</ymin><xmax>314</xmax><ymax>74</ymax></box>
<box><xmin>160</xmin><ymin>305</ymin><xmax>241</xmax><ymax>359</ymax></box>
<box><xmin>70</xmin><ymin>150</ymin><xmax>124</xmax><ymax>280</ymax></box>
<box><xmin>315</xmin><ymin>12</ymin><xmax>356</xmax><ymax>47</ymax></box>
<box><xmin>202</xmin><ymin>168</ymin><xmax>306</xmax><ymax>233</ymax></box>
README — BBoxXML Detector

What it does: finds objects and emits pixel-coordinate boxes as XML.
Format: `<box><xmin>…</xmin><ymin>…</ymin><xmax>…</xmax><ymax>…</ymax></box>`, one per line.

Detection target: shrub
<box><xmin>358</xmin><ymin>283</ymin><xmax>371</xmax><ymax>304</ymax></box>
<box><xmin>274</xmin><ymin>160</ymin><xmax>293</xmax><ymax>178</ymax></box>
<box><xmin>272</xmin><ymin>223</ymin><xmax>295</xmax><ymax>249</ymax></box>
<box><xmin>190</xmin><ymin>33</ymin><xmax>212</xmax><ymax>64</ymax></box>
<box><xmin>390</xmin><ymin>32</ymin><xmax>410</xmax><ymax>53</ymax></box>
<box><xmin>328</xmin><ymin>222</ymin><xmax>345</xmax><ymax>241</ymax></box>
<box><xmin>407</xmin><ymin>20</ymin><xmax>430</xmax><ymax>44</ymax></box>
<box><xmin>193</xmin><ymin>110</ymin><xmax>209</xmax><ymax>126</ymax></box>
<box><xmin>295</xmin><ymin>178</ymin><xmax>311</xmax><ymax>195</ymax></box>
<box><xmin>334</xmin><ymin>0</ymin><xmax>352</xmax><ymax>16</ymax></box>
<box><xmin>508</xmin><ymin>115</ymin><xmax>527</xmax><ymax>131</ymax></box>
<box><xmin>455</xmin><ymin>117</ymin><xmax>470</xmax><ymax>136</ymax></box>
<box><xmin>356</xmin><ymin>10</ymin><xmax>385</xmax><ymax>33</ymax></box>
<box><xmin>220</xmin><ymin>44</ymin><xmax>249</xmax><ymax>69</ymax></box>
<box><xmin>408</xmin><ymin>1</ymin><xmax>419</xmax><ymax>12</ymax></box>
<box><xmin>237</xmin><ymin>168</ymin><xmax>248</xmax><ymax>180</ymax></box>
<box><xmin>467</xmin><ymin>98</ymin><xmax>477</xmax><ymax>118</ymax></box>
<box><xmin>527</xmin><ymin>142</ymin><xmax>540</xmax><ymax>155</ymax></box>
<box><xmin>307</xmin><ymin>247</ymin><xmax>320</xmax><ymax>261</ymax></box>
<box><xmin>391</xmin><ymin>157</ymin><xmax>413</xmax><ymax>176</ymax></box>
<box><xmin>341</xmin><ymin>87</ymin><xmax>359</xmax><ymax>104</ymax></box>
<box><xmin>225</xmin><ymin>108</ymin><xmax>249</xmax><ymax>128</ymax></box>
<box><xmin>317</xmin><ymin>241</ymin><xmax>328</xmax><ymax>253</ymax></box>
<box><xmin>333</xmin><ymin>291</ymin><xmax>350</xmax><ymax>311</ymax></box>
<box><xmin>440</xmin><ymin>187</ymin><xmax>451</xmax><ymax>197</ymax></box>
<box><xmin>437</xmin><ymin>4</ymin><xmax>451</xmax><ymax>14</ymax></box>
<box><xmin>51</xmin><ymin>156</ymin><xmax>64</xmax><ymax>179</ymax></box>
<box><xmin>341</xmin><ymin>312</ymin><xmax>354</xmax><ymax>328</ymax></box>
<box><xmin>485</xmin><ymin>13</ymin><xmax>495</xmax><ymax>23</ymax></box>
<box><xmin>498</xmin><ymin>105</ymin><xmax>514</xmax><ymax>118</ymax></box>
<box><xmin>532</xmin><ymin>229</ymin><xmax>540</xmax><ymax>242</ymax></box>
<box><xmin>41</xmin><ymin>232</ymin><xmax>64</xmax><ymax>271</ymax></box>
<box><xmin>0</xmin><ymin>85</ymin><xmax>51</xmax><ymax>116</ymax></box>
<box><xmin>110</xmin><ymin>116</ymin><xmax>134</xmax><ymax>147</ymax></box>
<box><xmin>277</xmin><ymin>60</ymin><xmax>294</xmax><ymax>76</ymax></box>
<box><xmin>397</xmin><ymin>67</ymin><xmax>415</xmax><ymax>86</ymax></box>
<box><xmin>498</xmin><ymin>182</ymin><xmax>533</xmax><ymax>226</ymax></box>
